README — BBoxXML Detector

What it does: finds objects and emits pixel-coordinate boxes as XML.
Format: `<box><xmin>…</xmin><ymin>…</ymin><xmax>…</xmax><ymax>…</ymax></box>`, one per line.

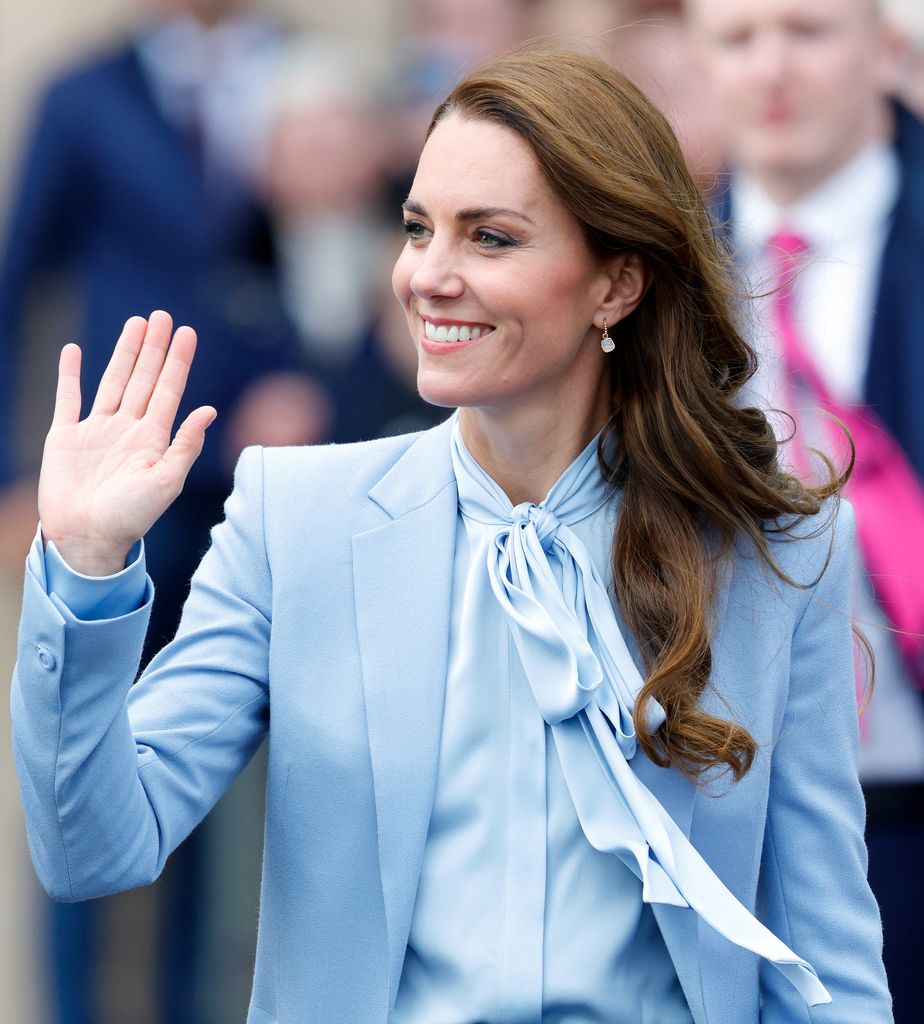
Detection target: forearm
<box><xmin>11</xmin><ymin>564</ymin><xmax>161</xmax><ymax>900</ymax></box>
<box><xmin>11</xmin><ymin>448</ymin><xmax>272</xmax><ymax>901</ymax></box>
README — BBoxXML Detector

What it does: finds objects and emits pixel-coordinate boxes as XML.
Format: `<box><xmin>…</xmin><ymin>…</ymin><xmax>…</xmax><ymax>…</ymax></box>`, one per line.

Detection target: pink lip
<box><xmin>419</xmin><ymin>319</ymin><xmax>495</xmax><ymax>354</ymax></box>
<box><xmin>760</xmin><ymin>104</ymin><xmax>794</xmax><ymax>124</ymax></box>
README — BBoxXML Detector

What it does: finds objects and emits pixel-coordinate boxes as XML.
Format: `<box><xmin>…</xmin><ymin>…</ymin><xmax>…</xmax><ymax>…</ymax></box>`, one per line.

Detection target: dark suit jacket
<box><xmin>713</xmin><ymin>104</ymin><xmax>924</xmax><ymax>480</ymax></box>
<box><xmin>0</xmin><ymin>40</ymin><xmax>300</xmax><ymax>488</ymax></box>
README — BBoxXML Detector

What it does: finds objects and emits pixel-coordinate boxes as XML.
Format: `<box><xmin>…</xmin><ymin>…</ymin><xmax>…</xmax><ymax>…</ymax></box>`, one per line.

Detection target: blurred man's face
<box><xmin>689</xmin><ymin>0</ymin><xmax>894</xmax><ymax>196</ymax></box>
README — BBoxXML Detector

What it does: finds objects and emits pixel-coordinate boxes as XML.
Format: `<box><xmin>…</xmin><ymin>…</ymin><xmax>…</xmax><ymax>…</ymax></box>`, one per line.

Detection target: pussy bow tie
<box><xmin>450</xmin><ymin>421</ymin><xmax>830</xmax><ymax>1008</ymax></box>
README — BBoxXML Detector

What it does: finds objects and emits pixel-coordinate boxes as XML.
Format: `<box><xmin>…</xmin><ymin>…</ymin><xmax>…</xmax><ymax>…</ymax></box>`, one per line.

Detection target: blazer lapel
<box><xmin>351</xmin><ymin>418</ymin><xmax>458</xmax><ymax>1000</ymax></box>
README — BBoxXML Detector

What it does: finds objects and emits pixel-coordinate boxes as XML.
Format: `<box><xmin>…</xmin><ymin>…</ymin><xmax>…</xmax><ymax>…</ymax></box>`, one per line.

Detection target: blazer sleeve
<box><xmin>757</xmin><ymin>500</ymin><xmax>893</xmax><ymax>1022</ymax></box>
<box><xmin>11</xmin><ymin>447</ymin><xmax>270</xmax><ymax>902</ymax></box>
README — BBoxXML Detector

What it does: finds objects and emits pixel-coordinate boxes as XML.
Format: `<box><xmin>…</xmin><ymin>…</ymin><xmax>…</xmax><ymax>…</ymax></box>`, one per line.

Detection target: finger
<box><xmin>51</xmin><ymin>344</ymin><xmax>83</xmax><ymax>427</ymax></box>
<box><xmin>146</xmin><ymin>325</ymin><xmax>198</xmax><ymax>431</ymax></box>
<box><xmin>159</xmin><ymin>406</ymin><xmax>217</xmax><ymax>491</ymax></box>
<box><xmin>91</xmin><ymin>316</ymin><xmax>148</xmax><ymax>415</ymax></box>
<box><xmin>119</xmin><ymin>309</ymin><xmax>174</xmax><ymax>418</ymax></box>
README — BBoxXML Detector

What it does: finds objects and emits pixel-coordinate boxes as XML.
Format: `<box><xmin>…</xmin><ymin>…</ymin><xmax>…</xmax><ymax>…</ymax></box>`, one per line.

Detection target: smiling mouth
<box><xmin>420</xmin><ymin>317</ymin><xmax>496</xmax><ymax>343</ymax></box>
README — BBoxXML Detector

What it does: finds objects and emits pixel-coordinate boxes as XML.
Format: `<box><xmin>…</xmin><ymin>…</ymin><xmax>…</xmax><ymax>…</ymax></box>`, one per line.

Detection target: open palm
<box><xmin>39</xmin><ymin>312</ymin><xmax>216</xmax><ymax>576</ymax></box>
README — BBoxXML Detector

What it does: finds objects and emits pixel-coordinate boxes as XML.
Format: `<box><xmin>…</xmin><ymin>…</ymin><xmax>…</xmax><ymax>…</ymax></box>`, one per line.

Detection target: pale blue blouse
<box><xmin>391</xmin><ymin>427</ymin><xmax>692</xmax><ymax>1024</ymax></box>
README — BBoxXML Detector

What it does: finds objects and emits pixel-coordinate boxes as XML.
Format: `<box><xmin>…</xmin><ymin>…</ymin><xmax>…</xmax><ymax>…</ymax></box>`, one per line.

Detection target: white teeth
<box><xmin>422</xmin><ymin>320</ymin><xmax>492</xmax><ymax>342</ymax></box>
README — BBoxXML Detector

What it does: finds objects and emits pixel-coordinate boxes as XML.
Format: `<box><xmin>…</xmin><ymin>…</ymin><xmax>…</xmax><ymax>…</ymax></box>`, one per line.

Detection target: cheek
<box><xmin>532</xmin><ymin>261</ymin><xmax>600</xmax><ymax>321</ymax></box>
<box><xmin>802</xmin><ymin>44</ymin><xmax>863</xmax><ymax>99</ymax></box>
<box><xmin>506</xmin><ymin>266</ymin><xmax>599</xmax><ymax>365</ymax></box>
<box><xmin>711</xmin><ymin>57</ymin><xmax>757</xmax><ymax>103</ymax></box>
<box><xmin>833</xmin><ymin>53</ymin><xmax>881</xmax><ymax>112</ymax></box>
<box><xmin>391</xmin><ymin>248</ymin><xmax>413</xmax><ymax>304</ymax></box>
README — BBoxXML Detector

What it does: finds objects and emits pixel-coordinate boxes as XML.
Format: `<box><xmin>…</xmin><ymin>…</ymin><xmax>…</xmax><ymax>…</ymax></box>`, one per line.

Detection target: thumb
<box><xmin>159</xmin><ymin>406</ymin><xmax>217</xmax><ymax>489</ymax></box>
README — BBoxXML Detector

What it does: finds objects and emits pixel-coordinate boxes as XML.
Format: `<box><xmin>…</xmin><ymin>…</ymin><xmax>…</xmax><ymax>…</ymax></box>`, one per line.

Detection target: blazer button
<box><xmin>36</xmin><ymin>646</ymin><xmax>57</xmax><ymax>672</ymax></box>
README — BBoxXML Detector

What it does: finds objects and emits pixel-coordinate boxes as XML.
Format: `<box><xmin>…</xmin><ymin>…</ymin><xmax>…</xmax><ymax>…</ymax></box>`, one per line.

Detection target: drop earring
<box><xmin>600</xmin><ymin>318</ymin><xmax>615</xmax><ymax>353</ymax></box>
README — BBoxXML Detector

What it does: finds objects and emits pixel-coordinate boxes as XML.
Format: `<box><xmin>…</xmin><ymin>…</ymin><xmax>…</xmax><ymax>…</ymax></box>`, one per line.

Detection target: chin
<box><xmin>748</xmin><ymin>132</ymin><xmax>818</xmax><ymax>175</ymax></box>
<box><xmin>416</xmin><ymin>367</ymin><xmax>460</xmax><ymax>409</ymax></box>
<box><xmin>416</xmin><ymin>368</ymin><xmax>500</xmax><ymax>411</ymax></box>
<box><xmin>418</xmin><ymin>389</ymin><xmax>461</xmax><ymax>411</ymax></box>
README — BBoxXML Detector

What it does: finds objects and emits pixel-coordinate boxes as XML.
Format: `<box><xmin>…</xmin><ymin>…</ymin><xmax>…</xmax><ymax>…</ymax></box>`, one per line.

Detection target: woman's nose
<box><xmin>409</xmin><ymin>240</ymin><xmax>465</xmax><ymax>301</ymax></box>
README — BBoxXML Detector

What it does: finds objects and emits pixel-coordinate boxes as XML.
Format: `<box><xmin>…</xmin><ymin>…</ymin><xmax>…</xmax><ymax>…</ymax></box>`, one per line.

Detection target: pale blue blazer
<box><xmin>11</xmin><ymin>417</ymin><xmax>892</xmax><ymax>1024</ymax></box>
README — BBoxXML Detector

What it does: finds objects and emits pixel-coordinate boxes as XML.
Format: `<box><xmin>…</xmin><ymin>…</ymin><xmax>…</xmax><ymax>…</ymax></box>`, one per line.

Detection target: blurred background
<box><xmin>1</xmin><ymin>0</ymin><xmax>922</xmax><ymax>1021</ymax></box>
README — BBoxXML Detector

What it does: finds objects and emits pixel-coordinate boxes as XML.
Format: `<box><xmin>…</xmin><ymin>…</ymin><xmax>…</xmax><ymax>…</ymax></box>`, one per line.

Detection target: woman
<box><xmin>12</xmin><ymin>48</ymin><xmax>890</xmax><ymax>1023</ymax></box>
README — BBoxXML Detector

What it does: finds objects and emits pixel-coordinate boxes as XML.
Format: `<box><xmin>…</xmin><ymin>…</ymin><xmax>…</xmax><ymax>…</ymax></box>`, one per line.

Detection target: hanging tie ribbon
<box><xmin>451</xmin><ymin>420</ymin><xmax>831</xmax><ymax>1008</ymax></box>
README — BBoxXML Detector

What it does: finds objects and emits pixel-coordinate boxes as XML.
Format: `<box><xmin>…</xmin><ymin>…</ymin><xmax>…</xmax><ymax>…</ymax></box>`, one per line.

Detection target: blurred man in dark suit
<box><xmin>689</xmin><ymin>1</ymin><xmax>924</xmax><ymax>1019</ymax></box>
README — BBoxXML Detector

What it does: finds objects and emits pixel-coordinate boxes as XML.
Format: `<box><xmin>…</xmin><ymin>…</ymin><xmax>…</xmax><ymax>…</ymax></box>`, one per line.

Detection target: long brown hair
<box><xmin>429</xmin><ymin>46</ymin><xmax>854</xmax><ymax>783</ymax></box>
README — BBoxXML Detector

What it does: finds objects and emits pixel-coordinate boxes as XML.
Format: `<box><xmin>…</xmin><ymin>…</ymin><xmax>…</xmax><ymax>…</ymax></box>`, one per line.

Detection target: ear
<box><xmin>875</xmin><ymin>18</ymin><xmax>906</xmax><ymax>96</ymax></box>
<box><xmin>593</xmin><ymin>252</ymin><xmax>647</xmax><ymax>330</ymax></box>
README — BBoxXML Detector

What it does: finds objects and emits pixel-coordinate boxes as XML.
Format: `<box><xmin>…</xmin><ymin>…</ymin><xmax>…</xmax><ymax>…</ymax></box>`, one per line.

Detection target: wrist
<box><xmin>40</xmin><ymin>530</ymin><xmax>132</xmax><ymax>578</ymax></box>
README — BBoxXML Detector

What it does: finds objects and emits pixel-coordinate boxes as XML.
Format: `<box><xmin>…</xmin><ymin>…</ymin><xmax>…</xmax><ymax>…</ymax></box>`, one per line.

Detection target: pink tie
<box><xmin>768</xmin><ymin>230</ymin><xmax>924</xmax><ymax>691</ymax></box>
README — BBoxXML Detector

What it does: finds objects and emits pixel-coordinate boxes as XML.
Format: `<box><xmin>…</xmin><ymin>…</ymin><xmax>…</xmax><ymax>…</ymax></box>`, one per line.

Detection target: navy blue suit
<box><xmin>865</xmin><ymin>105</ymin><xmax>924</xmax><ymax>480</ymax></box>
<box><xmin>715</xmin><ymin>103</ymin><xmax>924</xmax><ymax>1024</ymax></box>
<box><xmin>0</xmin><ymin>38</ymin><xmax>300</xmax><ymax>1024</ymax></box>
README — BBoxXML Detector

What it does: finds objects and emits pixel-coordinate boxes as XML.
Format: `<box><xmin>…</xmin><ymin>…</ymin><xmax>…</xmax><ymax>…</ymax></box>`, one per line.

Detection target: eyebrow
<box><xmin>402</xmin><ymin>199</ymin><xmax>535</xmax><ymax>226</ymax></box>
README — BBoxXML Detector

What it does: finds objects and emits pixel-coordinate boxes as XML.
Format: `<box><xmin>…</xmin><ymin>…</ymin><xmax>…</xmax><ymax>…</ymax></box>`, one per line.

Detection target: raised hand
<box><xmin>38</xmin><ymin>312</ymin><xmax>216</xmax><ymax>576</ymax></box>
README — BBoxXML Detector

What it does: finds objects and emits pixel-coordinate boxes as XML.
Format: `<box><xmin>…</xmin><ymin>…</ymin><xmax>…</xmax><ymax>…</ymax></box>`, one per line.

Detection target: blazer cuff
<box><xmin>28</xmin><ymin>524</ymin><xmax>148</xmax><ymax>621</ymax></box>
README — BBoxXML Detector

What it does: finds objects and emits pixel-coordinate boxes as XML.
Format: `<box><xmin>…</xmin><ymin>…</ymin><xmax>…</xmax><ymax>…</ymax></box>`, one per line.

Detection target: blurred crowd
<box><xmin>1</xmin><ymin>0</ymin><xmax>923</xmax><ymax>1021</ymax></box>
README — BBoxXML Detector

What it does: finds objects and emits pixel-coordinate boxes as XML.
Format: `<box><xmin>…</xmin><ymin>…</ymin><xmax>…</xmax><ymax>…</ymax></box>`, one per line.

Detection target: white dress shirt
<box><xmin>135</xmin><ymin>15</ymin><xmax>279</xmax><ymax>182</ymax></box>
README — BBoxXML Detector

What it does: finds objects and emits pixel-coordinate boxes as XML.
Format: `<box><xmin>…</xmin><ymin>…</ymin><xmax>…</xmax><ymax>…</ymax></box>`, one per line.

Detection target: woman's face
<box><xmin>391</xmin><ymin>114</ymin><xmax>618</xmax><ymax>417</ymax></box>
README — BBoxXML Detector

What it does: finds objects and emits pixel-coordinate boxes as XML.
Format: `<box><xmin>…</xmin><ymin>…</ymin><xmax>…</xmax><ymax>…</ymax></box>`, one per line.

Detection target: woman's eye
<box><xmin>474</xmin><ymin>229</ymin><xmax>515</xmax><ymax>249</ymax></box>
<box><xmin>400</xmin><ymin>221</ymin><xmax>515</xmax><ymax>250</ymax></box>
<box><xmin>402</xmin><ymin>220</ymin><xmax>428</xmax><ymax>241</ymax></box>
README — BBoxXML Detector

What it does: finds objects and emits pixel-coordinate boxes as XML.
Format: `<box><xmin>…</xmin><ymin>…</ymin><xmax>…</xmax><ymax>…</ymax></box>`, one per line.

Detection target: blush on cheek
<box><xmin>543</xmin><ymin>262</ymin><xmax>593</xmax><ymax>302</ymax></box>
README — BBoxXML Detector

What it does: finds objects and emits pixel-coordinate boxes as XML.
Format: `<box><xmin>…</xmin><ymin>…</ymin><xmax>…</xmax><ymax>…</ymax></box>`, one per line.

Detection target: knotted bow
<box><xmin>451</xmin><ymin>420</ymin><xmax>831</xmax><ymax>1008</ymax></box>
